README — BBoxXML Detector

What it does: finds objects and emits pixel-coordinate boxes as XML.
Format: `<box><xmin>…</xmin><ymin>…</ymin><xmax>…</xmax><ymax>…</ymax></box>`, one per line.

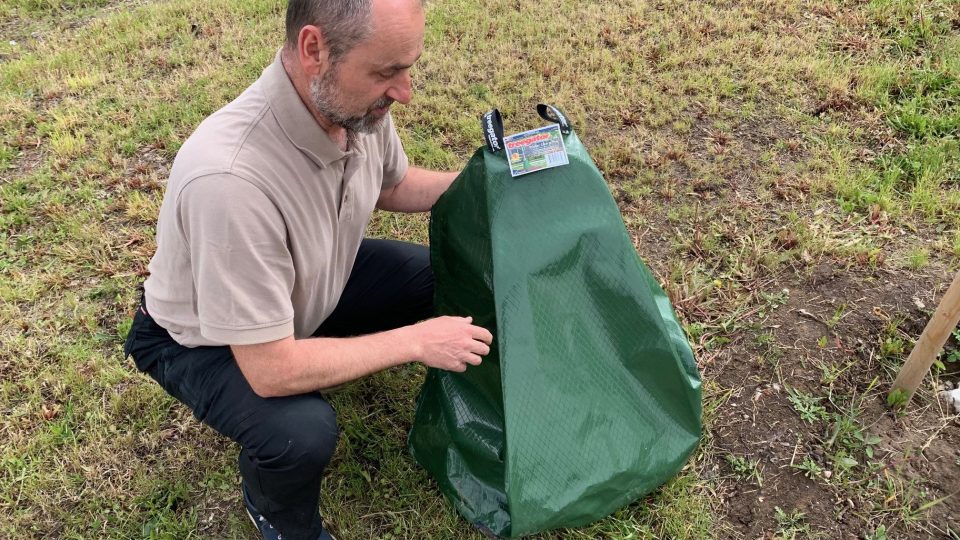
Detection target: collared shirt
<box><xmin>143</xmin><ymin>54</ymin><xmax>409</xmax><ymax>347</ymax></box>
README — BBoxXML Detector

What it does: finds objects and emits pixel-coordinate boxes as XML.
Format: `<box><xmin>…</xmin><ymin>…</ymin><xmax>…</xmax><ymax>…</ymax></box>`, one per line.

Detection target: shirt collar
<box><xmin>260</xmin><ymin>50</ymin><xmax>348</xmax><ymax>168</ymax></box>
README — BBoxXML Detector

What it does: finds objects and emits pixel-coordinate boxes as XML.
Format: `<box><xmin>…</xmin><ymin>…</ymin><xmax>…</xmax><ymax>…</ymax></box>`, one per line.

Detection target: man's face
<box><xmin>310</xmin><ymin>0</ymin><xmax>425</xmax><ymax>134</ymax></box>
<box><xmin>309</xmin><ymin>64</ymin><xmax>393</xmax><ymax>134</ymax></box>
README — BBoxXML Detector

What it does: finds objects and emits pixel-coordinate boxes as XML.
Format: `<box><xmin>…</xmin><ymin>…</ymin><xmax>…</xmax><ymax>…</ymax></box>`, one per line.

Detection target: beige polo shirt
<box><xmin>143</xmin><ymin>55</ymin><xmax>409</xmax><ymax>347</ymax></box>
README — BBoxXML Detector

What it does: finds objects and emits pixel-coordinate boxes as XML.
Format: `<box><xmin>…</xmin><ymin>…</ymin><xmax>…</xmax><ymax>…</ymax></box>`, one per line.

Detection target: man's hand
<box><xmin>408</xmin><ymin>316</ymin><xmax>493</xmax><ymax>372</ymax></box>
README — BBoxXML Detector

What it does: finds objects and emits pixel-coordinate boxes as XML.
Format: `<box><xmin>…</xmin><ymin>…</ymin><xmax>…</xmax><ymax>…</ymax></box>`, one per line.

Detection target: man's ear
<box><xmin>297</xmin><ymin>25</ymin><xmax>329</xmax><ymax>76</ymax></box>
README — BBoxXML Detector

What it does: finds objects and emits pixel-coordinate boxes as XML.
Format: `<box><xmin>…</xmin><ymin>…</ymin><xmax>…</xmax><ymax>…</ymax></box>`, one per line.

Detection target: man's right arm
<box><xmin>231</xmin><ymin>316</ymin><xmax>492</xmax><ymax>398</ymax></box>
<box><xmin>178</xmin><ymin>175</ymin><xmax>492</xmax><ymax>397</ymax></box>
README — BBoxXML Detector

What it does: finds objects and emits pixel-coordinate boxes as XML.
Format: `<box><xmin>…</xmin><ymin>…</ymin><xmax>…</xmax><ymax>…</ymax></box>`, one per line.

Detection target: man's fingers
<box><xmin>467</xmin><ymin>340</ymin><xmax>490</xmax><ymax>356</ymax></box>
<box><xmin>469</xmin><ymin>325</ymin><xmax>493</xmax><ymax>344</ymax></box>
<box><xmin>464</xmin><ymin>353</ymin><xmax>483</xmax><ymax>366</ymax></box>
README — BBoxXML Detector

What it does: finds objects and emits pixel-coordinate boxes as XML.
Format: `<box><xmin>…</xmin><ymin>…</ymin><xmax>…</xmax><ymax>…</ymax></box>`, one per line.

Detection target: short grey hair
<box><xmin>285</xmin><ymin>0</ymin><xmax>373</xmax><ymax>62</ymax></box>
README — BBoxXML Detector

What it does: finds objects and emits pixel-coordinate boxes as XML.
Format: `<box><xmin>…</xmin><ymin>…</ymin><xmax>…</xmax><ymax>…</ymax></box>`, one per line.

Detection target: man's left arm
<box><xmin>376</xmin><ymin>166</ymin><xmax>457</xmax><ymax>213</ymax></box>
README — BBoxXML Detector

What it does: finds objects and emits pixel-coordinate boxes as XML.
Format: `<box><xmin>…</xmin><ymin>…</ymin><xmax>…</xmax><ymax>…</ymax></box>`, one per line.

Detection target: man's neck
<box><xmin>280</xmin><ymin>49</ymin><xmax>350</xmax><ymax>152</ymax></box>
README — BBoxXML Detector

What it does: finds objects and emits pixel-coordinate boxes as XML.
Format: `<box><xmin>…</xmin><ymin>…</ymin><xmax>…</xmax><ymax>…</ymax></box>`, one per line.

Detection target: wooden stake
<box><xmin>890</xmin><ymin>270</ymin><xmax>960</xmax><ymax>403</ymax></box>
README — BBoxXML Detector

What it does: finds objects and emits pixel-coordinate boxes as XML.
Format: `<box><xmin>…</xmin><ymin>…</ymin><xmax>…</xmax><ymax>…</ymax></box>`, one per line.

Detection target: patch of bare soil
<box><xmin>709</xmin><ymin>263</ymin><xmax>960</xmax><ymax>538</ymax></box>
<box><xmin>0</xmin><ymin>140</ymin><xmax>43</xmax><ymax>185</ymax></box>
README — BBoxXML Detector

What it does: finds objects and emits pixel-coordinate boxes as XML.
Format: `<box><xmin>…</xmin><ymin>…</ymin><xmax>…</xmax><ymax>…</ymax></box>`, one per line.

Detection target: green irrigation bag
<box><xmin>408</xmin><ymin>105</ymin><xmax>702</xmax><ymax>538</ymax></box>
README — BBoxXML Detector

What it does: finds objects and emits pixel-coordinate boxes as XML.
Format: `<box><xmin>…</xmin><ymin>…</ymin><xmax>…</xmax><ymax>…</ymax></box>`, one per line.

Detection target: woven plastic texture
<box><xmin>408</xmin><ymin>123</ymin><xmax>702</xmax><ymax>539</ymax></box>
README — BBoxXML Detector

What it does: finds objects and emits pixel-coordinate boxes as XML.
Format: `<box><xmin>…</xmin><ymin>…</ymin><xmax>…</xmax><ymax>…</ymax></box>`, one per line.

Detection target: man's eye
<box><xmin>378</xmin><ymin>71</ymin><xmax>396</xmax><ymax>79</ymax></box>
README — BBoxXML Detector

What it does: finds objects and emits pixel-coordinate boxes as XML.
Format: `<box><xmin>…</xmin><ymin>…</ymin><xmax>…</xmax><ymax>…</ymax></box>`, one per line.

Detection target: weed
<box><xmin>724</xmin><ymin>454</ymin><xmax>763</xmax><ymax>487</ymax></box>
<box><xmin>905</xmin><ymin>247</ymin><xmax>930</xmax><ymax>269</ymax></box>
<box><xmin>773</xmin><ymin>506</ymin><xmax>813</xmax><ymax>539</ymax></box>
<box><xmin>753</xmin><ymin>331</ymin><xmax>775</xmax><ymax>348</ymax></box>
<box><xmin>786</xmin><ymin>387</ymin><xmax>830</xmax><ymax>423</ymax></box>
<box><xmin>792</xmin><ymin>456</ymin><xmax>824</xmax><ymax>480</ymax></box>
<box><xmin>934</xmin><ymin>328</ymin><xmax>960</xmax><ymax>371</ymax></box>
<box><xmin>866</xmin><ymin>524</ymin><xmax>889</xmax><ymax>540</ymax></box>
<box><xmin>877</xmin><ymin>317</ymin><xmax>910</xmax><ymax>374</ymax></box>
<box><xmin>826</xmin><ymin>303</ymin><xmax>848</xmax><ymax>329</ymax></box>
<box><xmin>816</xmin><ymin>357</ymin><xmax>856</xmax><ymax>386</ymax></box>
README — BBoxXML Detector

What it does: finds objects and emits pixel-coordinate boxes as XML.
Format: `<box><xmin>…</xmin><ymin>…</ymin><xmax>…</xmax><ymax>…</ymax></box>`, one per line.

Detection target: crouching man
<box><xmin>123</xmin><ymin>0</ymin><xmax>492</xmax><ymax>538</ymax></box>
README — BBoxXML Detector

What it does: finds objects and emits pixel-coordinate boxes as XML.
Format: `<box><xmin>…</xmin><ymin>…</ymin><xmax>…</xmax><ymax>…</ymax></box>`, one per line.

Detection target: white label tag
<box><xmin>503</xmin><ymin>124</ymin><xmax>569</xmax><ymax>178</ymax></box>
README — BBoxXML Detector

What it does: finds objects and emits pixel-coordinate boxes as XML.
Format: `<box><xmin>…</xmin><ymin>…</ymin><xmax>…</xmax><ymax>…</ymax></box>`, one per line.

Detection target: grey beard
<box><xmin>310</xmin><ymin>73</ymin><xmax>390</xmax><ymax>136</ymax></box>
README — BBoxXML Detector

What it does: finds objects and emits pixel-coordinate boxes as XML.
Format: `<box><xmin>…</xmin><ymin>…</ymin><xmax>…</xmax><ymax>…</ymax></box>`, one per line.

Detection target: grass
<box><xmin>829</xmin><ymin>0</ymin><xmax>960</xmax><ymax>249</ymax></box>
<box><xmin>1</xmin><ymin>0</ymin><xmax>958</xmax><ymax>538</ymax></box>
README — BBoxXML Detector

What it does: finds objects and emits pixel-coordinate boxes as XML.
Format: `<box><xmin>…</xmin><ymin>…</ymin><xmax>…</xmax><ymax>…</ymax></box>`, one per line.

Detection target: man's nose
<box><xmin>385</xmin><ymin>72</ymin><xmax>413</xmax><ymax>105</ymax></box>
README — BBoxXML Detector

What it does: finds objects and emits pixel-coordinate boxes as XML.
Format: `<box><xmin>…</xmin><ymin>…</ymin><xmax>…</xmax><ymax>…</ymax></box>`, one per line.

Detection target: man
<box><xmin>123</xmin><ymin>0</ymin><xmax>493</xmax><ymax>538</ymax></box>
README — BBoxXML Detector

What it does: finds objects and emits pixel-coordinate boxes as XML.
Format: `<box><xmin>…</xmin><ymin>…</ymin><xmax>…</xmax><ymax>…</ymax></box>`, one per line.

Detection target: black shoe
<box><xmin>242</xmin><ymin>485</ymin><xmax>337</xmax><ymax>540</ymax></box>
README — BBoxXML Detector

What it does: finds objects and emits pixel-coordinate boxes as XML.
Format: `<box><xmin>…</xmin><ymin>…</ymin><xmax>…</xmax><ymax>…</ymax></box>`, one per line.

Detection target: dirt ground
<box><xmin>610</xmin><ymin>94</ymin><xmax>960</xmax><ymax>537</ymax></box>
<box><xmin>705</xmin><ymin>262</ymin><xmax>960</xmax><ymax>538</ymax></box>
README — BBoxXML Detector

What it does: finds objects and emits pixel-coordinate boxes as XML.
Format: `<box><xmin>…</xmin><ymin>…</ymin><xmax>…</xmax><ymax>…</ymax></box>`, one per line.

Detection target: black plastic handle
<box><xmin>536</xmin><ymin>103</ymin><xmax>572</xmax><ymax>134</ymax></box>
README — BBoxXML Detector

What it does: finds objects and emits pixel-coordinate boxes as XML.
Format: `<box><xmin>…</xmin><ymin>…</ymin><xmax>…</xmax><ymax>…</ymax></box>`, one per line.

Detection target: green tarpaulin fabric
<box><xmin>408</xmin><ymin>106</ymin><xmax>702</xmax><ymax>538</ymax></box>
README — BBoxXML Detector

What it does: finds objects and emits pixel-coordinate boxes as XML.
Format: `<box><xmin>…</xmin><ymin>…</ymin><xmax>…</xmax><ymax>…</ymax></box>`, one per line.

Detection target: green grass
<box><xmin>833</xmin><ymin>0</ymin><xmax>960</xmax><ymax>248</ymax></box>
<box><xmin>1</xmin><ymin>0</ymin><xmax>959</xmax><ymax>538</ymax></box>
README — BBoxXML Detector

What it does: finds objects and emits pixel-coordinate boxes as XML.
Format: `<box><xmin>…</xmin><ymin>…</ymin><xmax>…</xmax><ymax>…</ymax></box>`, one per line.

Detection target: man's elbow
<box><xmin>237</xmin><ymin>367</ymin><xmax>286</xmax><ymax>398</ymax></box>
<box><xmin>376</xmin><ymin>197</ymin><xmax>405</xmax><ymax>213</ymax></box>
<box><xmin>246</xmin><ymin>376</ymin><xmax>286</xmax><ymax>399</ymax></box>
<box><xmin>231</xmin><ymin>343</ymin><xmax>293</xmax><ymax>398</ymax></box>
<box><xmin>376</xmin><ymin>187</ymin><xmax>398</xmax><ymax>211</ymax></box>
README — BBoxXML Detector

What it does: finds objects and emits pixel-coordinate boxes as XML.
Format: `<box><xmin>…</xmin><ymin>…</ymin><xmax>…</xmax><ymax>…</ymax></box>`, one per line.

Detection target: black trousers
<box><xmin>124</xmin><ymin>239</ymin><xmax>434</xmax><ymax>540</ymax></box>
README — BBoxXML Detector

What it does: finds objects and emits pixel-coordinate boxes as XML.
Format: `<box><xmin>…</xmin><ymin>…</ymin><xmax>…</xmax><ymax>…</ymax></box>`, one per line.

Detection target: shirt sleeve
<box><xmin>176</xmin><ymin>174</ymin><xmax>296</xmax><ymax>345</ymax></box>
<box><xmin>379</xmin><ymin>113</ymin><xmax>409</xmax><ymax>189</ymax></box>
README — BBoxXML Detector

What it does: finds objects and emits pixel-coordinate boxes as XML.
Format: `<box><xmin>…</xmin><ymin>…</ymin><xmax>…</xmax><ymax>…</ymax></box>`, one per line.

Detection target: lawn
<box><xmin>1</xmin><ymin>0</ymin><xmax>958</xmax><ymax>538</ymax></box>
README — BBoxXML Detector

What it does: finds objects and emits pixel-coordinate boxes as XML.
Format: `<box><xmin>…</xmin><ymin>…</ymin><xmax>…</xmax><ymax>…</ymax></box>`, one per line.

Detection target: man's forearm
<box><xmin>232</xmin><ymin>329</ymin><xmax>418</xmax><ymax>397</ymax></box>
<box><xmin>231</xmin><ymin>316</ymin><xmax>492</xmax><ymax>398</ymax></box>
<box><xmin>376</xmin><ymin>166</ymin><xmax>458</xmax><ymax>212</ymax></box>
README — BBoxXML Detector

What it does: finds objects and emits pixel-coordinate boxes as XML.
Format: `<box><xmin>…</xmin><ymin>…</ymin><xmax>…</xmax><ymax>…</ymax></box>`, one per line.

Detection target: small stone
<box><xmin>8</xmin><ymin>40</ymin><xmax>16</xmax><ymax>46</ymax></box>
<box><xmin>913</xmin><ymin>297</ymin><xmax>925</xmax><ymax>310</ymax></box>
<box><xmin>772</xmin><ymin>383</ymin><xmax>782</xmax><ymax>392</ymax></box>
<box><xmin>824</xmin><ymin>470</ymin><xmax>833</xmax><ymax>479</ymax></box>
<box><xmin>942</xmin><ymin>380</ymin><xmax>955</xmax><ymax>390</ymax></box>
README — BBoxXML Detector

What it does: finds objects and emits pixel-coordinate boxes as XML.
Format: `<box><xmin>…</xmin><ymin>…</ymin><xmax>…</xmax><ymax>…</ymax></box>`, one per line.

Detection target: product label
<box><xmin>503</xmin><ymin>123</ymin><xmax>569</xmax><ymax>177</ymax></box>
